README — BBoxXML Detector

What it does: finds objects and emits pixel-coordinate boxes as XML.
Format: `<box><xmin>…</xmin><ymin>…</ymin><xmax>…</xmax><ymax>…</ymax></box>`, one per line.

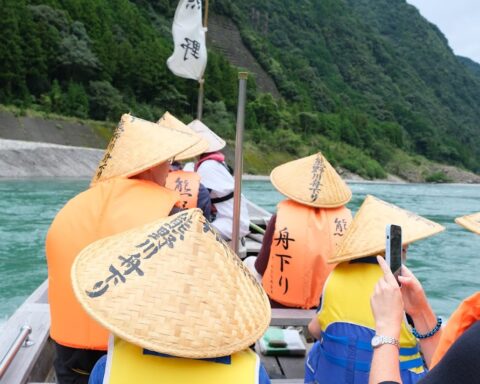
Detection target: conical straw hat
<box><xmin>91</xmin><ymin>114</ymin><xmax>201</xmax><ymax>185</ymax></box>
<box><xmin>157</xmin><ymin>112</ymin><xmax>208</xmax><ymax>161</ymax></box>
<box><xmin>329</xmin><ymin>195</ymin><xmax>445</xmax><ymax>264</ymax></box>
<box><xmin>455</xmin><ymin>212</ymin><xmax>480</xmax><ymax>235</ymax></box>
<box><xmin>71</xmin><ymin>209</ymin><xmax>271</xmax><ymax>358</ymax></box>
<box><xmin>270</xmin><ymin>153</ymin><xmax>352</xmax><ymax>208</ymax></box>
<box><xmin>188</xmin><ymin>119</ymin><xmax>226</xmax><ymax>153</ymax></box>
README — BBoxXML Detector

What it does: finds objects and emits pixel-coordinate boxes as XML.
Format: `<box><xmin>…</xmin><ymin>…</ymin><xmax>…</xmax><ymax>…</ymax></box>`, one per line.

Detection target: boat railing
<box><xmin>0</xmin><ymin>325</ymin><xmax>33</xmax><ymax>379</ymax></box>
<box><xmin>0</xmin><ymin>280</ymin><xmax>54</xmax><ymax>384</ymax></box>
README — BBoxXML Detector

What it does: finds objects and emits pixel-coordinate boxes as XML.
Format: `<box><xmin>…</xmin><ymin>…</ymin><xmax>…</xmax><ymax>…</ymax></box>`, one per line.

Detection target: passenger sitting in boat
<box><xmin>45</xmin><ymin>114</ymin><xmax>202</xmax><ymax>384</ymax></box>
<box><xmin>244</xmin><ymin>153</ymin><xmax>353</xmax><ymax>309</ymax></box>
<box><xmin>157</xmin><ymin>112</ymin><xmax>212</xmax><ymax>221</ymax></box>
<box><xmin>166</xmin><ymin>160</ymin><xmax>212</xmax><ymax>220</ymax></box>
<box><xmin>369</xmin><ymin>253</ymin><xmax>480</xmax><ymax>384</ymax></box>
<box><xmin>189</xmin><ymin>119</ymin><xmax>251</xmax><ymax>241</ymax></box>
<box><xmin>305</xmin><ymin>195</ymin><xmax>445</xmax><ymax>384</ymax></box>
<box><xmin>68</xmin><ymin>209</ymin><xmax>271</xmax><ymax>384</ymax></box>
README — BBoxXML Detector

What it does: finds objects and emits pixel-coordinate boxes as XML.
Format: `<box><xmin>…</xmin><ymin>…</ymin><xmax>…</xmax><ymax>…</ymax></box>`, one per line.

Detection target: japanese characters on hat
<box><xmin>157</xmin><ymin>112</ymin><xmax>208</xmax><ymax>161</ymax></box>
<box><xmin>455</xmin><ymin>212</ymin><xmax>480</xmax><ymax>235</ymax></box>
<box><xmin>329</xmin><ymin>195</ymin><xmax>445</xmax><ymax>264</ymax></box>
<box><xmin>91</xmin><ymin>114</ymin><xmax>201</xmax><ymax>186</ymax></box>
<box><xmin>71</xmin><ymin>209</ymin><xmax>271</xmax><ymax>359</ymax></box>
<box><xmin>270</xmin><ymin>153</ymin><xmax>352</xmax><ymax>208</ymax></box>
<box><xmin>188</xmin><ymin>119</ymin><xmax>226</xmax><ymax>153</ymax></box>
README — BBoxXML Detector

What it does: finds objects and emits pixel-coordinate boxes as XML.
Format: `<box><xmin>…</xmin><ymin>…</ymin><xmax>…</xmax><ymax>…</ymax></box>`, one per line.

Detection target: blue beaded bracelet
<box><xmin>412</xmin><ymin>317</ymin><xmax>442</xmax><ymax>339</ymax></box>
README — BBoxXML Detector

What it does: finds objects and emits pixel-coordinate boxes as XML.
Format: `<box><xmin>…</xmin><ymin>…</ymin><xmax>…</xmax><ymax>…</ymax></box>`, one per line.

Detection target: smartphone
<box><xmin>385</xmin><ymin>224</ymin><xmax>403</xmax><ymax>280</ymax></box>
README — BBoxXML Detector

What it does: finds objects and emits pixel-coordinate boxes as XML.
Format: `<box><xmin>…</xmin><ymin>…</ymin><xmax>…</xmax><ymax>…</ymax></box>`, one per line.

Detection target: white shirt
<box><xmin>196</xmin><ymin>159</ymin><xmax>250</xmax><ymax>240</ymax></box>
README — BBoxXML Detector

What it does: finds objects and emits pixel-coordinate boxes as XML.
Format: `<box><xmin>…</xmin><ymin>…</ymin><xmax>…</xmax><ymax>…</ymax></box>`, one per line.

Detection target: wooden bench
<box><xmin>256</xmin><ymin>334</ymin><xmax>312</xmax><ymax>381</ymax></box>
<box><xmin>271</xmin><ymin>308</ymin><xmax>316</xmax><ymax>327</ymax></box>
<box><xmin>257</xmin><ymin>308</ymin><xmax>316</xmax><ymax>381</ymax></box>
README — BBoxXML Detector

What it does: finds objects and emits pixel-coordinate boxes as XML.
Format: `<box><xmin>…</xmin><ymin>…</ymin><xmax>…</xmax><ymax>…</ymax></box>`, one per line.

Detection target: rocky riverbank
<box><xmin>2</xmin><ymin>138</ymin><xmax>480</xmax><ymax>184</ymax></box>
<box><xmin>0</xmin><ymin>139</ymin><xmax>103</xmax><ymax>178</ymax></box>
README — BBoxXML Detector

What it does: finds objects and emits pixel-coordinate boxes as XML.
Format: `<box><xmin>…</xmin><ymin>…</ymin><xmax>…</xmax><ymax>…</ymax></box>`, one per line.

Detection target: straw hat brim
<box><xmin>455</xmin><ymin>213</ymin><xmax>480</xmax><ymax>235</ymax></box>
<box><xmin>157</xmin><ymin>112</ymin><xmax>209</xmax><ymax>160</ymax></box>
<box><xmin>71</xmin><ymin>209</ymin><xmax>271</xmax><ymax>358</ymax></box>
<box><xmin>329</xmin><ymin>195</ymin><xmax>445</xmax><ymax>264</ymax></box>
<box><xmin>188</xmin><ymin>120</ymin><xmax>226</xmax><ymax>153</ymax></box>
<box><xmin>270</xmin><ymin>153</ymin><xmax>352</xmax><ymax>208</ymax></box>
<box><xmin>91</xmin><ymin>114</ymin><xmax>201</xmax><ymax>186</ymax></box>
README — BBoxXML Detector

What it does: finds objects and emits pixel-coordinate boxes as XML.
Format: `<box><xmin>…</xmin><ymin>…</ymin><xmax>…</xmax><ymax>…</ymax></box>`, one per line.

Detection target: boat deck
<box><xmin>0</xmin><ymin>202</ymin><xmax>315</xmax><ymax>383</ymax></box>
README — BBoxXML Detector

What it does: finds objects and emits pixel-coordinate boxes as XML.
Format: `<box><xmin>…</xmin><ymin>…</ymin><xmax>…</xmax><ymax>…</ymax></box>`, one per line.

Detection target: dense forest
<box><xmin>1</xmin><ymin>0</ymin><xmax>480</xmax><ymax>178</ymax></box>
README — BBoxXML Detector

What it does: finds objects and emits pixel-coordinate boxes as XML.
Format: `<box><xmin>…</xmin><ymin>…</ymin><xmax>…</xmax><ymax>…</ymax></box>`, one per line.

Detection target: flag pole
<box><xmin>197</xmin><ymin>0</ymin><xmax>209</xmax><ymax>120</ymax></box>
<box><xmin>231</xmin><ymin>72</ymin><xmax>248</xmax><ymax>254</ymax></box>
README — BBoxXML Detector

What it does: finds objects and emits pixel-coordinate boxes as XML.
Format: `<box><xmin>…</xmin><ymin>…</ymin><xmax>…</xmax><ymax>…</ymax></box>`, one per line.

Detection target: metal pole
<box><xmin>196</xmin><ymin>0</ymin><xmax>209</xmax><ymax>120</ymax></box>
<box><xmin>0</xmin><ymin>325</ymin><xmax>32</xmax><ymax>379</ymax></box>
<box><xmin>197</xmin><ymin>79</ymin><xmax>204</xmax><ymax>120</ymax></box>
<box><xmin>231</xmin><ymin>72</ymin><xmax>248</xmax><ymax>254</ymax></box>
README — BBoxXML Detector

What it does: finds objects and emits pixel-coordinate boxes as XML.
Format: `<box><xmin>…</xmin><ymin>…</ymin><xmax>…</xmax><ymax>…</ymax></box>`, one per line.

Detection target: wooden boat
<box><xmin>0</xmin><ymin>201</ymin><xmax>312</xmax><ymax>383</ymax></box>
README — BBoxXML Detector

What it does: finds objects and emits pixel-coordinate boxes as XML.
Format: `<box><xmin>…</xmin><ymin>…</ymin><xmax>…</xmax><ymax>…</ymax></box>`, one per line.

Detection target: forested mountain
<box><xmin>1</xmin><ymin>0</ymin><xmax>479</xmax><ymax>178</ymax></box>
<box><xmin>458</xmin><ymin>56</ymin><xmax>480</xmax><ymax>79</ymax></box>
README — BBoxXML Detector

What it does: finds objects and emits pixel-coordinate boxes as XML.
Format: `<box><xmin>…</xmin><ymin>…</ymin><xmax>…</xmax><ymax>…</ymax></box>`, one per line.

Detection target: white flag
<box><xmin>167</xmin><ymin>0</ymin><xmax>207</xmax><ymax>81</ymax></box>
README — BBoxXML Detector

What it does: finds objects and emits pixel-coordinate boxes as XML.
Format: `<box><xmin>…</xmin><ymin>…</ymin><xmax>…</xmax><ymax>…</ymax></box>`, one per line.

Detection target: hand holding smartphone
<box><xmin>385</xmin><ymin>224</ymin><xmax>403</xmax><ymax>282</ymax></box>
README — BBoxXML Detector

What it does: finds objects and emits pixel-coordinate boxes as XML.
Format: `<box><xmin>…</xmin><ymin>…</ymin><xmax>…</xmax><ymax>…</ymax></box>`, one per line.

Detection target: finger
<box><xmin>378</xmin><ymin>278</ymin><xmax>388</xmax><ymax>290</ymax></box>
<box><xmin>401</xmin><ymin>264</ymin><xmax>415</xmax><ymax>278</ymax></box>
<box><xmin>377</xmin><ymin>256</ymin><xmax>398</xmax><ymax>285</ymax></box>
<box><xmin>398</xmin><ymin>275</ymin><xmax>413</xmax><ymax>286</ymax></box>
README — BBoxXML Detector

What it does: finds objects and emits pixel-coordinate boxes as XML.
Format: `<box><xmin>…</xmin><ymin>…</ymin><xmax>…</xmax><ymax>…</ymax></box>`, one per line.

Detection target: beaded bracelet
<box><xmin>412</xmin><ymin>317</ymin><xmax>442</xmax><ymax>339</ymax></box>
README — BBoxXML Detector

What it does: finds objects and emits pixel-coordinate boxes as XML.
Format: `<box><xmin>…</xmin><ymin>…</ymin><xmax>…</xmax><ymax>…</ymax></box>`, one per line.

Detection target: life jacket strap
<box><xmin>323</xmin><ymin>331</ymin><xmax>420</xmax><ymax>355</ymax></box>
<box><xmin>211</xmin><ymin>191</ymin><xmax>234</xmax><ymax>205</ymax></box>
<box><xmin>321</xmin><ymin>346</ymin><xmax>424</xmax><ymax>372</ymax></box>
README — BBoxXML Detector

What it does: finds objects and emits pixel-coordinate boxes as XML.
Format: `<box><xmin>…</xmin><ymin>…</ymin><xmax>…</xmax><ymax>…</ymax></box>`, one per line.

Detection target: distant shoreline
<box><xmin>1</xmin><ymin>138</ymin><xmax>479</xmax><ymax>185</ymax></box>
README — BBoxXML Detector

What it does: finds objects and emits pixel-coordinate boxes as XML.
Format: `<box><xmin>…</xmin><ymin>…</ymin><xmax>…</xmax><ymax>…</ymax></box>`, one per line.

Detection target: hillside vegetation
<box><xmin>1</xmin><ymin>0</ymin><xmax>479</xmax><ymax>179</ymax></box>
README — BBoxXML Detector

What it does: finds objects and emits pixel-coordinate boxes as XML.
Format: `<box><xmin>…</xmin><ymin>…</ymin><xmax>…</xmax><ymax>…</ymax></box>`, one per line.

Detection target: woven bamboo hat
<box><xmin>329</xmin><ymin>195</ymin><xmax>445</xmax><ymax>264</ymax></box>
<box><xmin>91</xmin><ymin>114</ymin><xmax>201</xmax><ymax>185</ymax></box>
<box><xmin>270</xmin><ymin>153</ymin><xmax>352</xmax><ymax>208</ymax></box>
<box><xmin>157</xmin><ymin>112</ymin><xmax>208</xmax><ymax>161</ymax></box>
<box><xmin>188</xmin><ymin>119</ymin><xmax>226</xmax><ymax>153</ymax></box>
<box><xmin>455</xmin><ymin>212</ymin><xmax>480</xmax><ymax>235</ymax></box>
<box><xmin>71</xmin><ymin>209</ymin><xmax>271</xmax><ymax>358</ymax></box>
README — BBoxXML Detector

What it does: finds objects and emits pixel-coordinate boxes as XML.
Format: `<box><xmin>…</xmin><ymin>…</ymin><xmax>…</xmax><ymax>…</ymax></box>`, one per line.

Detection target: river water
<box><xmin>0</xmin><ymin>179</ymin><xmax>479</xmax><ymax>326</ymax></box>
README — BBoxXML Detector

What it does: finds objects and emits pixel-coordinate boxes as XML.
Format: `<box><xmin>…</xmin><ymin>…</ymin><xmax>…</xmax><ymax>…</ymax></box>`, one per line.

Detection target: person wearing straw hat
<box><xmin>245</xmin><ymin>153</ymin><xmax>353</xmax><ymax>309</ymax></box>
<box><xmin>158</xmin><ymin>112</ymin><xmax>212</xmax><ymax>220</ymax></box>
<box><xmin>45</xmin><ymin>114</ymin><xmax>201</xmax><ymax>384</ymax></box>
<box><xmin>188</xmin><ymin>119</ymin><xmax>250</xmax><ymax>240</ymax></box>
<box><xmin>70</xmin><ymin>209</ymin><xmax>272</xmax><ymax>384</ymax></box>
<box><xmin>305</xmin><ymin>195</ymin><xmax>445</xmax><ymax>384</ymax></box>
<box><xmin>371</xmin><ymin>212</ymin><xmax>480</xmax><ymax>384</ymax></box>
<box><xmin>368</xmin><ymin>212</ymin><xmax>480</xmax><ymax>384</ymax></box>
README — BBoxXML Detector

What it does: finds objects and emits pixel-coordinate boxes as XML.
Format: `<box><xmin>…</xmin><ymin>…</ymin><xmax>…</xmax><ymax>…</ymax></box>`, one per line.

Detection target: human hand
<box><xmin>398</xmin><ymin>264</ymin><xmax>429</xmax><ymax>318</ymax></box>
<box><xmin>370</xmin><ymin>256</ymin><xmax>404</xmax><ymax>338</ymax></box>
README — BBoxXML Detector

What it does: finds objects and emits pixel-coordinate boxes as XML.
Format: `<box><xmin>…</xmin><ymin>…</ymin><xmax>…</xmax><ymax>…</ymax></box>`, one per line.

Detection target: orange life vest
<box><xmin>46</xmin><ymin>178</ymin><xmax>179</xmax><ymax>350</ymax></box>
<box><xmin>165</xmin><ymin>170</ymin><xmax>200</xmax><ymax>209</ymax></box>
<box><xmin>262</xmin><ymin>199</ymin><xmax>352</xmax><ymax>309</ymax></box>
<box><xmin>430</xmin><ymin>291</ymin><xmax>480</xmax><ymax>367</ymax></box>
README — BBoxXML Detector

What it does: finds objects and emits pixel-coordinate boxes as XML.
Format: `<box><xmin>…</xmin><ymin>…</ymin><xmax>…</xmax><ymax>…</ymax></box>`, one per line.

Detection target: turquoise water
<box><xmin>1</xmin><ymin>179</ymin><xmax>479</xmax><ymax>326</ymax></box>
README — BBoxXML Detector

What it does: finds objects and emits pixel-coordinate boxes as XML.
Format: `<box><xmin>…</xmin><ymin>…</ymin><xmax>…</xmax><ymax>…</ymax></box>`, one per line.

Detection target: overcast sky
<box><xmin>406</xmin><ymin>0</ymin><xmax>480</xmax><ymax>63</ymax></box>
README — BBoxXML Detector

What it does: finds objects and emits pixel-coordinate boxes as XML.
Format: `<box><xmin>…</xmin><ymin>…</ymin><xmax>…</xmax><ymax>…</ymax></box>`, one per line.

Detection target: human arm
<box><xmin>308</xmin><ymin>315</ymin><xmax>322</xmax><ymax>340</ymax></box>
<box><xmin>254</xmin><ymin>215</ymin><xmax>277</xmax><ymax>275</ymax></box>
<box><xmin>369</xmin><ymin>256</ymin><xmax>404</xmax><ymax>384</ymax></box>
<box><xmin>398</xmin><ymin>265</ymin><xmax>441</xmax><ymax>367</ymax></box>
<box><xmin>197</xmin><ymin>183</ymin><xmax>212</xmax><ymax>221</ymax></box>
